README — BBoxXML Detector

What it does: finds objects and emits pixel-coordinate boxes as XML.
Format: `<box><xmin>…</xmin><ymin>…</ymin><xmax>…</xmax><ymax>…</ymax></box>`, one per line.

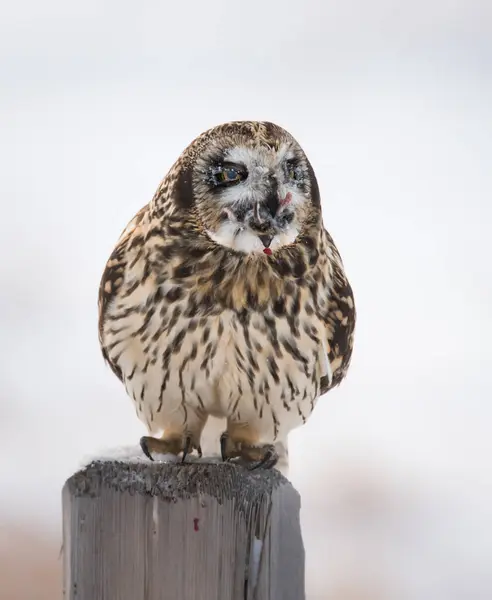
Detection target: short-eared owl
<box><xmin>98</xmin><ymin>121</ymin><xmax>356</xmax><ymax>469</ymax></box>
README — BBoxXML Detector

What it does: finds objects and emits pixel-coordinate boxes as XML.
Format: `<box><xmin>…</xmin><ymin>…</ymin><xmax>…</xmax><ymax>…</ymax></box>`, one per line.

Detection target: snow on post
<box><xmin>62</xmin><ymin>457</ymin><xmax>305</xmax><ymax>600</ymax></box>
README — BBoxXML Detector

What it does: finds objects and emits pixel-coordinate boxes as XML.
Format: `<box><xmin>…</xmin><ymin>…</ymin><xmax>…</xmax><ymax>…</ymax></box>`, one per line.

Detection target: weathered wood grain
<box><xmin>62</xmin><ymin>460</ymin><xmax>305</xmax><ymax>600</ymax></box>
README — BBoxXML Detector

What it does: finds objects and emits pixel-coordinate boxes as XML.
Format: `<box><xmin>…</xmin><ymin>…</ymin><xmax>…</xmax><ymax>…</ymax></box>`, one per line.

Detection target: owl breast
<box><xmin>104</xmin><ymin>283</ymin><xmax>326</xmax><ymax>442</ymax></box>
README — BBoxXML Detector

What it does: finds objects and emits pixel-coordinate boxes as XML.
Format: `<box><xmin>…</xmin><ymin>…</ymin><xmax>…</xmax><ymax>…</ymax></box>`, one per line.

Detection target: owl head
<box><xmin>157</xmin><ymin>121</ymin><xmax>321</xmax><ymax>256</ymax></box>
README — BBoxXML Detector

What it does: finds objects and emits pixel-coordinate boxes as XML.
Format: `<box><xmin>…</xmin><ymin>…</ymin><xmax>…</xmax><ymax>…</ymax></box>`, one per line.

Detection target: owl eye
<box><xmin>286</xmin><ymin>160</ymin><xmax>300</xmax><ymax>181</ymax></box>
<box><xmin>211</xmin><ymin>163</ymin><xmax>247</xmax><ymax>186</ymax></box>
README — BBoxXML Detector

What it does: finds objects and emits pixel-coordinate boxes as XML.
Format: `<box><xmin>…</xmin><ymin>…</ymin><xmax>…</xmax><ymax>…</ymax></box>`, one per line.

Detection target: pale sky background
<box><xmin>1</xmin><ymin>1</ymin><xmax>491</xmax><ymax>599</ymax></box>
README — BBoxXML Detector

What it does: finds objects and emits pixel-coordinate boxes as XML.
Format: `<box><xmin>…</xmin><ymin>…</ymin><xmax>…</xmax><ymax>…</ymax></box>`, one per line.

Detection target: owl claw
<box><xmin>220</xmin><ymin>432</ymin><xmax>231</xmax><ymax>462</ymax></box>
<box><xmin>182</xmin><ymin>436</ymin><xmax>202</xmax><ymax>462</ymax></box>
<box><xmin>181</xmin><ymin>436</ymin><xmax>191</xmax><ymax>463</ymax></box>
<box><xmin>246</xmin><ymin>445</ymin><xmax>279</xmax><ymax>470</ymax></box>
<box><xmin>139</xmin><ymin>435</ymin><xmax>201</xmax><ymax>462</ymax></box>
<box><xmin>140</xmin><ymin>436</ymin><xmax>155</xmax><ymax>461</ymax></box>
<box><xmin>220</xmin><ymin>434</ymin><xmax>278</xmax><ymax>469</ymax></box>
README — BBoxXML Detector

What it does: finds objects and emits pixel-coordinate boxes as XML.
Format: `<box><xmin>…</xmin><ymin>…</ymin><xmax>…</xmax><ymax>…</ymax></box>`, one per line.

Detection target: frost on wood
<box><xmin>62</xmin><ymin>460</ymin><xmax>305</xmax><ymax>600</ymax></box>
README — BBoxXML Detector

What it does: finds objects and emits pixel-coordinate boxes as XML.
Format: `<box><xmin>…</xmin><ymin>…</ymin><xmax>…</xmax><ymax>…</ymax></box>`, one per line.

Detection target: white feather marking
<box><xmin>219</xmin><ymin>182</ymin><xmax>261</xmax><ymax>206</ymax></box>
<box><xmin>206</xmin><ymin>224</ymin><xmax>299</xmax><ymax>254</ymax></box>
<box><xmin>270</xmin><ymin>225</ymin><xmax>299</xmax><ymax>249</ymax></box>
<box><xmin>206</xmin><ymin>225</ymin><xmax>261</xmax><ymax>253</ymax></box>
<box><xmin>321</xmin><ymin>337</ymin><xmax>333</xmax><ymax>388</ymax></box>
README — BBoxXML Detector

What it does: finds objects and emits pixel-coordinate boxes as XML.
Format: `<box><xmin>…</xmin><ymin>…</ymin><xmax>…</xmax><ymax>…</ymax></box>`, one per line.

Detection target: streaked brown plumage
<box><xmin>98</xmin><ymin>121</ymin><xmax>355</xmax><ymax>469</ymax></box>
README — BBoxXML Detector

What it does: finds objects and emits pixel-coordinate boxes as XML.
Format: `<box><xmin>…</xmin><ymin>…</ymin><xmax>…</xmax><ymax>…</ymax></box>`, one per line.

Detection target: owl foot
<box><xmin>243</xmin><ymin>444</ymin><xmax>278</xmax><ymax>470</ymax></box>
<box><xmin>220</xmin><ymin>432</ymin><xmax>278</xmax><ymax>470</ymax></box>
<box><xmin>140</xmin><ymin>435</ymin><xmax>202</xmax><ymax>463</ymax></box>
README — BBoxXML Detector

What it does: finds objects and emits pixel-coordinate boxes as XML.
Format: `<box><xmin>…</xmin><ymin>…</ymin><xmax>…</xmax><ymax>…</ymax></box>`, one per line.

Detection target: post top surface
<box><xmin>65</xmin><ymin>460</ymin><xmax>296</xmax><ymax>506</ymax></box>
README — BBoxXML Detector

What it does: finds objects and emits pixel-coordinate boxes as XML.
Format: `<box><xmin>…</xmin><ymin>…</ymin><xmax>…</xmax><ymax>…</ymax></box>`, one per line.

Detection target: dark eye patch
<box><xmin>285</xmin><ymin>157</ymin><xmax>300</xmax><ymax>168</ymax></box>
<box><xmin>285</xmin><ymin>158</ymin><xmax>305</xmax><ymax>185</ymax></box>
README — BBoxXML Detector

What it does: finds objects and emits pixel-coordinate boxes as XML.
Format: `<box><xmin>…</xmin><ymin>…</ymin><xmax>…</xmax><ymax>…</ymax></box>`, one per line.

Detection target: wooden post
<box><xmin>62</xmin><ymin>459</ymin><xmax>305</xmax><ymax>600</ymax></box>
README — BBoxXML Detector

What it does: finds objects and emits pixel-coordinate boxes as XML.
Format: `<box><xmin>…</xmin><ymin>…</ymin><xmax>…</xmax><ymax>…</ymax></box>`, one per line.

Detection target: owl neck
<box><xmin>145</xmin><ymin>215</ymin><xmax>324</xmax><ymax>314</ymax></box>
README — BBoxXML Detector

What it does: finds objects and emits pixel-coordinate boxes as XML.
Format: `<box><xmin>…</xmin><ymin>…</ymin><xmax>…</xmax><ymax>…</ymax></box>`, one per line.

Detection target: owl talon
<box><xmin>244</xmin><ymin>444</ymin><xmax>279</xmax><ymax>470</ymax></box>
<box><xmin>220</xmin><ymin>432</ymin><xmax>229</xmax><ymax>462</ymax></box>
<box><xmin>182</xmin><ymin>435</ymin><xmax>192</xmax><ymax>463</ymax></box>
<box><xmin>139</xmin><ymin>434</ymin><xmax>201</xmax><ymax>462</ymax></box>
<box><xmin>220</xmin><ymin>434</ymin><xmax>279</xmax><ymax>469</ymax></box>
<box><xmin>140</xmin><ymin>436</ymin><xmax>154</xmax><ymax>461</ymax></box>
<box><xmin>220</xmin><ymin>431</ymin><xmax>241</xmax><ymax>462</ymax></box>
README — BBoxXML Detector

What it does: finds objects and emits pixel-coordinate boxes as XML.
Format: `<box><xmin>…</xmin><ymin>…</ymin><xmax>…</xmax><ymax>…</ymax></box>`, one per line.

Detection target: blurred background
<box><xmin>1</xmin><ymin>1</ymin><xmax>491</xmax><ymax>598</ymax></box>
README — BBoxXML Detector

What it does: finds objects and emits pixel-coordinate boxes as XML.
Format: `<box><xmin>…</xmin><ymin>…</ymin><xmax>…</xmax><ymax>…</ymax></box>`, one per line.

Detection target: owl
<box><xmin>98</xmin><ymin>121</ymin><xmax>355</xmax><ymax>470</ymax></box>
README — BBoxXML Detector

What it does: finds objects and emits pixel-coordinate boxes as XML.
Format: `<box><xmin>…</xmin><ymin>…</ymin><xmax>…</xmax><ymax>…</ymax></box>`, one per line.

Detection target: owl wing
<box><xmin>98</xmin><ymin>205</ymin><xmax>149</xmax><ymax>381</ymax></box>
<box><xmin>319</xmin><ymin>233</ymin><xmax>356</xmax><ymax>395</ymax></box>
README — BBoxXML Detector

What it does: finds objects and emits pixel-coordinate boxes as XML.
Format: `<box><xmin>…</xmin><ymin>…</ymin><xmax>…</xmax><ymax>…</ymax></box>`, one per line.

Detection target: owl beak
<box><xmin>258</xmin><ymin>234</ymin><xmax>274</xmax><ymax>248</ymax></box>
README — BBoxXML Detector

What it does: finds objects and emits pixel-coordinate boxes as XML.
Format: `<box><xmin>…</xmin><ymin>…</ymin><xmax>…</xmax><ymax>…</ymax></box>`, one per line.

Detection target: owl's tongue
<box><xmin>263</xmin><ymin>247</ymin><xmax>273</xmax><ymax>256</ymax></box>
